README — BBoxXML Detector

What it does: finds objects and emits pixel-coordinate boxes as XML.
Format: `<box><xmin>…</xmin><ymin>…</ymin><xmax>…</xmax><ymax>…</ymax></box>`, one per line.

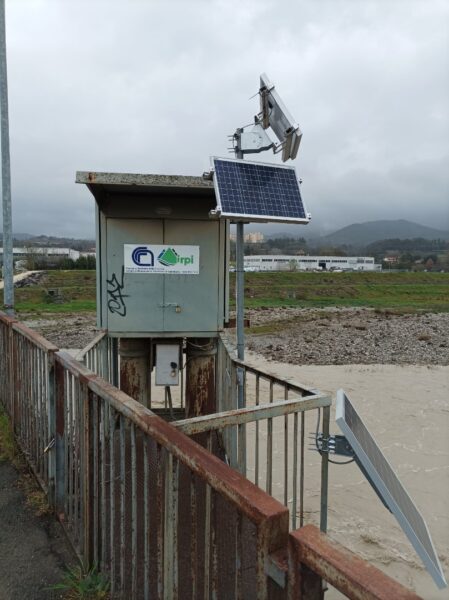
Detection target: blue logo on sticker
<box><xmin>131</xmin><ymin>246</ymin><xmax>154</xmax><ymax>266</ymax></box>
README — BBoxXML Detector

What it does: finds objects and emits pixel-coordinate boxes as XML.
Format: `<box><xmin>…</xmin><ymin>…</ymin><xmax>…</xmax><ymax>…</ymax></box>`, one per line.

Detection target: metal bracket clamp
<box><xmin>316</xmin><ymin>434</ymin><xmax>354</xmax><ymax>457</ymax></box>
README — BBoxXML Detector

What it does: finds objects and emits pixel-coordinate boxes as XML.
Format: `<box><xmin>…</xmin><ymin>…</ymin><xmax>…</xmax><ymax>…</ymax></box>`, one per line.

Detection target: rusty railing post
<box><xmin>82</xmin><ymin>384</ymin><xmax>94</xmax><ymax>565</ymax></box>
<box><xmin>288</xmin><ymin>532</ymin><xmax>324</xmax><ymax>600</ymax></box>
<box><xmin>47</xmin><ymin>351</ymin><xmax>56</xmax><ymax>507</ymax></box>
<box><xmin>54</xmin><ymin>358</ymin><xmax>66</xmax><ymax>518</ymax></box>
<box><xmin>12</xmin><ymin>325</ymin><xmax>19</xmax><ymax>432</ymax></box>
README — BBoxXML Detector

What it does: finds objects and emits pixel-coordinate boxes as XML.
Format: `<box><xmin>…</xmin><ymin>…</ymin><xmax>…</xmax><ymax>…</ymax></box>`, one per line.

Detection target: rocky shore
<box><xmin>21</xmin><ymin>306</ymin><xmax>449</xmax><ymax>366</ymax></box>
<box><xmin>245</xmin><ymin>307</ymin><xmax>449</xmax><ymax>365</ymax></box>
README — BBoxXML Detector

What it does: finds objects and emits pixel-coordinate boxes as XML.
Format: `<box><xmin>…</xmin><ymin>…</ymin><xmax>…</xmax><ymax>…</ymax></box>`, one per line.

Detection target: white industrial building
<box><xmin>0</xmin><ymin>247</ymin><xmax>81</xmax><ymax>264</ymax></box>
<box><xmin>243</xmin><ymin>255</ymin><xmax>382</xmax><ymax>272</ymax></box>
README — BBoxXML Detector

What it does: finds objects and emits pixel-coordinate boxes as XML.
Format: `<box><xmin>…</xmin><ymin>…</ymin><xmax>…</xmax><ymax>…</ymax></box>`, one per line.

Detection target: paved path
<box><xmin>0</xmin><ymin>460</ymin><xmax>72</xmax><ymax>599</ymax></box>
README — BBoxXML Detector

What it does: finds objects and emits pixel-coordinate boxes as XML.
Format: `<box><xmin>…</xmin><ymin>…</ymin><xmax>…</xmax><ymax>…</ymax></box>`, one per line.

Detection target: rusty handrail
<box><xmin>233</xmin><ymin>357</ymin><xmax>322</xmax><ymax>397</ymax></box>
<box><xmin>12</xmin><ymin>320</ymin><xmax>59</xmax><ymax>353</ymax></box>
<box><xmin>289</xmin><ymin>524</ymin><xmax>423</xmax><ymax>600</ymax></box>
<box><xmin>0</xmin><ymin>310</ymin><xmax>17</xmax><ymax>326</ymax></box>
<box><xmin>174</xmin><ymin>394</ymin><xmax>331</xmax><ymax>435</ymax></box>
<box><xmin>219</xmin><ymin>332</ymin><xmax>320</xmax><ymax>397</ymax></box>
<box><xmin>76</xmin><ymin>329</ymin><xmax>107</xmax><ymax>361</ymax></box>
<box><xmin>55</xmin><ymin>350</ymin><xmax>290</xmax><ymax>530</ymax></box>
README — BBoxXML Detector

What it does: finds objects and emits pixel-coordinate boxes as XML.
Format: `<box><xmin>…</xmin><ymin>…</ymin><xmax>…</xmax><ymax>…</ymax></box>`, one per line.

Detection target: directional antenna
<box><xmin>258</xmin><ymin>73</ymin><xmax>302</xmax><ymax>161</ymax></box>
<box><xmin>233</xmin><ymin>73</ymin><xmax>302</xmax><ymax>162</ymax></box>
<box><xmin>336</xmin><ymin>389</ymin><xmax>447</xmax><ymax>590</ymax></box>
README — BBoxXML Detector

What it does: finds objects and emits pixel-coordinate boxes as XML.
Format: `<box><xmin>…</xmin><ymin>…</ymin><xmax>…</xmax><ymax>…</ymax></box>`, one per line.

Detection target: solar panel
<box><xmin>211</xmin><ymin>157</ymin><xmax>310</xmax><ymax>223</ymax></box>
<box><xmin>336</xmin><ymin>389</ymin><xmax>447</xmax><ymax>589</ymax></box>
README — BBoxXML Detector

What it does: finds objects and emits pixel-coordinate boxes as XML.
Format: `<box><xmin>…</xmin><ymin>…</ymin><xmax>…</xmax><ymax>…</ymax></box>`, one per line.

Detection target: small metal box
<box><xmin>155</xmin><ymin>343</ymin><xmax>180</xmax><ymax>386</ymax></box>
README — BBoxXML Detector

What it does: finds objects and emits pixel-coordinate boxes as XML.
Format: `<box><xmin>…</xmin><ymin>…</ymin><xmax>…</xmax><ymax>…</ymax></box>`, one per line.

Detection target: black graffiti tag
<box><xmin>107</xmin><ymin>267</ymin><xmax>129</xmax><ymax>317</ymax></box>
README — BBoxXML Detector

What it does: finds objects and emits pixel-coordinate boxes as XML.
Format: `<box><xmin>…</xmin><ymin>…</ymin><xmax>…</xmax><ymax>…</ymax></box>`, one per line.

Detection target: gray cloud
<box><xmin>1</xmin><ymin>0</ymin><xmax>448</xmax><ymax>237</ymax></box>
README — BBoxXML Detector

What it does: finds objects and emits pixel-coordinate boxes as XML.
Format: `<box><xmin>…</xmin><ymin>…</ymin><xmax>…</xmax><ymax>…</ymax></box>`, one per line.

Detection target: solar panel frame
<box><xmin>211</xmin><ymin>157</ymin><xmax>310</xmax><ymax>224</ymax></box>
<box><xmin>336</xmin><ymin>389</ymin><xmax>447</xmax><ymax>590</ymax></box>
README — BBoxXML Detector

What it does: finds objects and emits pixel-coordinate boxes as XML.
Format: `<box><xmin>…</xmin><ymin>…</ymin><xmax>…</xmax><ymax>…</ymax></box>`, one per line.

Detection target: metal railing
<box><xmin>212</xmin><ymin>334</ymin><xmax>330</xmax><ymax>531</ymax></box>
<box><xmin>0</xmin><ymin>313</ymin><xmax>57</xmax><ymax>494</ymax></box>
<box><xmin>0</xmin><ymin>311</ymin><xmax>423</xmax><ymax>600</ymax></box>
<box><xmin>54</xmin><ymin>350</ymin><xmax>288</xmax><ymax>598</ymax></box>
<box><xmin>77</xmin><ymin>331</ymin><xmax>331</xmax><ymax>532</ymax></box>
<box><xmin>77</xmin><ymin>330</ymin><xmax>118</xmax><ymax>385</ymax></box>
<box><xmin>1</xmin><ymin>314</ymin><xmax>289</xmax><ymax>598</ymax></box>
<box><xmin>176</xmin><ymin>394</ymin><xmax>330</xmax><ymax>532</ymax></box>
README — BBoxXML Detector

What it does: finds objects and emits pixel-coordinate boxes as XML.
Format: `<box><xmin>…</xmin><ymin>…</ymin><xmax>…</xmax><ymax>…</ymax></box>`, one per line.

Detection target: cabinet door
<box><xmin>163</xmin><ymin>220</ymin><xmax>220</xmax><ymax>333</ymax></box>
<box><xmin>105</xmin><ymin>218</ymin><xmax>164</xmax><ymax>333</ymax></box>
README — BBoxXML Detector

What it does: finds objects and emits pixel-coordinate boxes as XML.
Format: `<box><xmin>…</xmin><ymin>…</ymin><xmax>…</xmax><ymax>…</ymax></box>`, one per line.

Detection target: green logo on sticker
<box><xmin>158</xmin><ymin>248</ymin><xmax>179</xmax><ymax>266</ymax></box>
<box><xmin>157</xmin><ymin>248</ymin><xmax>195</xmax><ymax>267</ymax></box>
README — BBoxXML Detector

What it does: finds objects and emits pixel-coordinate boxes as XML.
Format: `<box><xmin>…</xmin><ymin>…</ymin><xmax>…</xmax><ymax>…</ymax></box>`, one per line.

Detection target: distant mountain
<box><xmin>0</xmin><ymin>232</ymin><xmax>33</xmax><ymax>242</ymax></box>
<box><xmin>319</xmin><ymin>220</ymin><xmax>449</xmax><ymax>247</ymax></box>
<box><xmin>0</xmin><ymin>233</ymin><xmax>95</xmax><ymax>251</ymax></box>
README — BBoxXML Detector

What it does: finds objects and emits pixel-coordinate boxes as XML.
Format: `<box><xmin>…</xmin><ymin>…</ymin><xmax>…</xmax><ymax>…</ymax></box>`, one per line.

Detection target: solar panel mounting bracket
<box><xmin>316</xmin><ymin>433</ymin><xmax>354</xmax><ymax>457</ymax></box>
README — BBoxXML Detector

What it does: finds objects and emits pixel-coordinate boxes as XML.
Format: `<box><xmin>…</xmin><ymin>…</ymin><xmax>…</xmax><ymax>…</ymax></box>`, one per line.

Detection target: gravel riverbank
<box><xmin>20</xmin><ymin>307</ymin><xmax>449</xmax><ymax>366</ymax></box>
<box><xmin>245</xmin><ymin>307</ymin><xmax>449</xmax><ymax>365</ymax></box>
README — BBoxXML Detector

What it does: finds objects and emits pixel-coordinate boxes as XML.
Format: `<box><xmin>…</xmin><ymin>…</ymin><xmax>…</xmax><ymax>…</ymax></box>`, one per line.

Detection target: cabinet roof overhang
<box><xmin>76</xmin><ymin>171</ymin><xmax>215</xmax><ymax>203</ymax></box>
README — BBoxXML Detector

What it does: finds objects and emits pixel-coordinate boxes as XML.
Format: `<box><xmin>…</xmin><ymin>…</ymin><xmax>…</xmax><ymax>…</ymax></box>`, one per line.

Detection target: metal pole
<box><xmin>236</xmin><ymin>222</ymin><xmax>244</xmax><ymax>362</ymax></box>
<box><xmin>234</xmin><ymin>132</ymin><xmax>245</xmax><ymax>411</ymax></box>
<box><xmin>320</xmin><ymin>406</ymin><xmax>330</xmax><ymax>533</ymax></box>
<box><xmin>0</xmin><ymin>0</ymin><xmax>14</xmax><ymax>315</ymax></box>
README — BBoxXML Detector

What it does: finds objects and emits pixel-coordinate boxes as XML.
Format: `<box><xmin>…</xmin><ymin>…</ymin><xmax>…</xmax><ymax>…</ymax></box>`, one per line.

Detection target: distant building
<box><xmin>0</xmin><ymin>246</ymin><xmax>80</xmax><ymax>266</ymax></box>
<box><xmin>230</xmin><ymin>232</ymin><xmax>264</xmax><ymax>243</ymax></box>
<box><xmin>245</xmin><ymin>232</ymin><xmax>264</xmax><ymax>243</ymax></box>
<box><xmin>243</xmin><ymin>255</ymin><xmax>381</xmax><ymax>272</ymax></box>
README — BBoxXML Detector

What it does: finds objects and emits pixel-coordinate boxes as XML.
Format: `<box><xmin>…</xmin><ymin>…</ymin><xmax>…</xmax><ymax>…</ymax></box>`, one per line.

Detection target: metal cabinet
<box><xmin>77</xmin><ymin>172</ymin><xmax>228</xmax><ymax>338</ymax></box>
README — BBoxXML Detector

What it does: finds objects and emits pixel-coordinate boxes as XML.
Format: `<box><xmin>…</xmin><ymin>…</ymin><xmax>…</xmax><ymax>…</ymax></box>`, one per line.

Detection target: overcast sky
<box><xmin>1</xmin><ymin>0</ymin><xmax>448</xmax><ymax>238</ymax></box>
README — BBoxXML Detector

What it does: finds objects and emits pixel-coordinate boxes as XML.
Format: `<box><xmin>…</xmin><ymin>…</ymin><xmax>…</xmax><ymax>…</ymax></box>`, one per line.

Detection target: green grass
<box><xmin>16</xmin><ymin>300</ymin><xmax>96</xmax><ymax>313</ymax></box>
<box><xmin>14</xmin><ymin>270</ymin><xmax>96</xmax><ymax>315</ymax></box>
<box><xmin>9</xmin><ymin>269</ymin><xmax>449</xmax><ymax>316</ymax></box>
<box><xmin>49</xmin><ymin>563</ymin><xmax>110</xmax><ymax>599</ymax></box>
<box><xmin>0</xmin><ymin>405</ymin><xmax>17</xmax><ymax>464</ymax></box>
<box><xmin>230</xmin><ymin>271</ymin><xmax>449</xmax><ymax>312</ymax></box>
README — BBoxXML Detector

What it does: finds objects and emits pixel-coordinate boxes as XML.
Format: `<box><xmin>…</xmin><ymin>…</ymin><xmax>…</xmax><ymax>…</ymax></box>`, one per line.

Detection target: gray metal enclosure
<box><xmin>76</xmin><ymin>172</ymin><xmax>229</xmax><ymax>337</ymax></box>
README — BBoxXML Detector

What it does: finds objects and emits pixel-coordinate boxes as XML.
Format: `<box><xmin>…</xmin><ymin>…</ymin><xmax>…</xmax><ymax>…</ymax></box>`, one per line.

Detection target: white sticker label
<box><xmin>124</xmin><ymin>244</ymin><xmax>200</xmax><ymax>274</ymax></box>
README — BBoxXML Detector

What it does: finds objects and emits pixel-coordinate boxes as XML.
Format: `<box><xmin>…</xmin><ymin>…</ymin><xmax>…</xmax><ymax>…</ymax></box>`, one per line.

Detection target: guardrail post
<box><xmin>54</xmin><ymin>359</ymin><xmax>66</xmax><ymax>518</ymax></box>
<box><xmin>82</xmin><ymin>384</ymin><xmax>94</xmax><ymax>565</ymax></box>
<box><xmin>12</xmin><ymin>325</ymin><xmax>19</xmax><ymax>433</ymax></box>
<box><xmin>110</xmin><ymin>337</ymin><xmax>119</xmax><ymax>387</ymax></box>
<box><xmin>288</xmin><ymin>532</ymin><xmax>323</xmax><ymax>600</ymax></box>
<box><xmin>47</xmin><ymin>352</ymin><xmax>56</xmax><ymax>507</ymax></box>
